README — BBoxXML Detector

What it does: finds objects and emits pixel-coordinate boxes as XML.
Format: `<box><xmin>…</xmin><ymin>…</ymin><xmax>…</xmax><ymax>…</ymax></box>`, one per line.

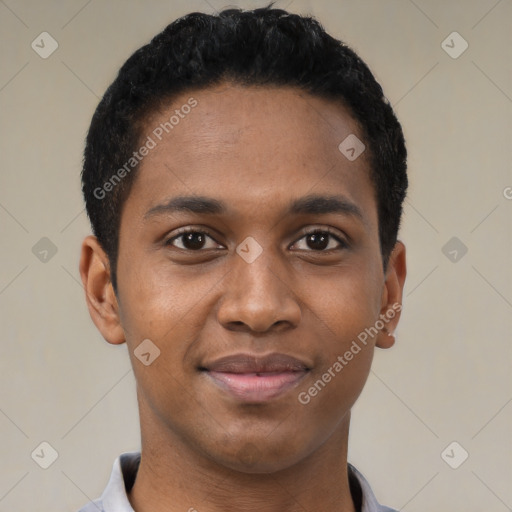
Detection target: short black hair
<box><xmin>82</xmin><ymin>5</ymin><xmax>407</xmax><ymax>293</ymax></box>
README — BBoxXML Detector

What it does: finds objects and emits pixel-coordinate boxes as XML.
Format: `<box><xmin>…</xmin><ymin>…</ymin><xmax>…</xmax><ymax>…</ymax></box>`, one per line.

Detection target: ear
<box><xmin>375</xmin><ymin>241</ymin><xmax>406</xmax><ymax>349</ymax></box>
<box><xmin>79</xmin><ymin>235</ymin><xmax>126</xmax><ymax>345</ymax></box>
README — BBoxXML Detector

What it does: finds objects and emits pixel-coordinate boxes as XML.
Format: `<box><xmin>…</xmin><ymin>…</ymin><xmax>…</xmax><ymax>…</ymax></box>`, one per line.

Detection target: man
<box><xmin>78</xmin><ymin>5</ymin><xmax>407</xmax><ymax>511</ymax></box>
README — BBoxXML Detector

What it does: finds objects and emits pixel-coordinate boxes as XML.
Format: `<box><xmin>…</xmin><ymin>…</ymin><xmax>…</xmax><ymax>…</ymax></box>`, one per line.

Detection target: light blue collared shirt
<box><xmin>78</xmin><ymin>452</ymin><xmax>397</xmax><ymax>512</ymax></box>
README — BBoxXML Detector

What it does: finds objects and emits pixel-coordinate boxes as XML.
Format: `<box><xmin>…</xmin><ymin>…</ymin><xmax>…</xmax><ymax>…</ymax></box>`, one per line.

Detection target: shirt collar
<box><xmin>99</xmin><ymin>452</ymin><xmax>138</xmax><ymax>511</ymax></box>
<box><xmin>96</xmin><ymin>452</ymin><xmax>394</xmax><ymax>512</ymax></box>
<box><xmin>348</xmin><ymin>463</ymin><xmax>394</xmax><ymax>512</ymax></box>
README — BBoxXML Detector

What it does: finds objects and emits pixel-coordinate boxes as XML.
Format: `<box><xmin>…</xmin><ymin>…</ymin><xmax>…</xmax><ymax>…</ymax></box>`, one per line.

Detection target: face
<box><xmin>81</xmin><ymin>83</ymin><xmax>406</xmax><ymax>473</ymax></box>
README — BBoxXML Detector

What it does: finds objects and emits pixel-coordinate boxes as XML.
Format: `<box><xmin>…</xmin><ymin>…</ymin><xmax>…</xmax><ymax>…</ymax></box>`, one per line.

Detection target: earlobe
<box><xmin>376</xmin><ymin>241</ymin><xmax>406</xmax><ymax>349</ymax></box>
<box><xmin>378</xmin><ymin>327</ymin><xmax>396</xmax><ymax>349</ymax></box>
<box><xmin>79</xmin><ymin>235</ymin><xmax>126</xmax><ymax>345</ymax></box>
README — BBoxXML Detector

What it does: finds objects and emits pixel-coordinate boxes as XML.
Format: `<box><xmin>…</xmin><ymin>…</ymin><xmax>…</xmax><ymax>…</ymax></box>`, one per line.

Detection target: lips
<box><xmin>201</xmin><ymin>353</ymin><xmax>310</xmax><ymax>402</ymax></box>
<box><xmin>203</xmin><ymin>353</ymin><xmax>310</xmax><ymax>373</ymax></box>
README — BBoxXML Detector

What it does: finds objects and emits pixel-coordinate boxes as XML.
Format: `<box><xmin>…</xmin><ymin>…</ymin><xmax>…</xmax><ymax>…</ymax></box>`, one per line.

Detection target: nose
<box><xmin>217</xmin><ymin>248</ymin><xmax>302</xmax><ymax>334</ymax></box>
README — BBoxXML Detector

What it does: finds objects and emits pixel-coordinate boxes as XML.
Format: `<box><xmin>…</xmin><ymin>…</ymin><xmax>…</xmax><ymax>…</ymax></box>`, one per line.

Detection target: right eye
<box><xmin>165</xmin><ymin>229</ymin><xmax>224</xmax><ymax>251</ymax></box>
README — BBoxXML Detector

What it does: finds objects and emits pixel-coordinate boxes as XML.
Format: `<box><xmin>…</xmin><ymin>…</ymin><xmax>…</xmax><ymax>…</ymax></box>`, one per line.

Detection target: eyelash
<box><xmin>164</xmin><ymin>226</ymin><xmax>349</xmax><ymax>252</ymax></box>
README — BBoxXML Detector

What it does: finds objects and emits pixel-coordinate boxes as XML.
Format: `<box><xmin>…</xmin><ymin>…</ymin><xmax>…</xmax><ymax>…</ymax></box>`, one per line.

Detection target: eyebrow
<box><xmin>289</xmin><ymin>194</ymin><xmax>363</xmax><ymax>220</ymax></box>
<box><xmin>143</xmin><ymin>194</ymin><xmax>364</xmax><ymax>222</ymax></box>
<box><xmin>144</xmin><ymin>196</ymin><xmax>226</xmax><ymax>219</ymax></box>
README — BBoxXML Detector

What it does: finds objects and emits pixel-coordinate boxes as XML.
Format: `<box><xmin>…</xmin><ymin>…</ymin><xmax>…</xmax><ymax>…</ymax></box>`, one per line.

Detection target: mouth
<box><xmin>200</xmin><ymin>353</ymin><xmax>311</xmax><ymax>403</ymax></box>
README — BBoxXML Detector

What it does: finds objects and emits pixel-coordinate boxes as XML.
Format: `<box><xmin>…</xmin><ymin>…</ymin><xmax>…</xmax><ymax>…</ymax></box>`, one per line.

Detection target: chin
<box><xmin>209</xmin><ymin>438</ymin><xmax>312</xmax><ymax>475</ymax></box>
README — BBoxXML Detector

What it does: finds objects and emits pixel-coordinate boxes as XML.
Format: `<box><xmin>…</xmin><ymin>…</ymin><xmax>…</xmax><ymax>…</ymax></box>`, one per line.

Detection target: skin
<box><xmin>80</xmin><ymin>83</ymin><xmax>406</xmax><ymax>512</ymax></box>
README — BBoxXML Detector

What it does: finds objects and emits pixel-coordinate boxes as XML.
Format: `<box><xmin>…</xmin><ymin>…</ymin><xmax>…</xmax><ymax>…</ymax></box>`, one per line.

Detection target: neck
<box><xmin>129</xmin><ymin>402</ymin><xmax>356</xmax><ymax>512</ymax></box>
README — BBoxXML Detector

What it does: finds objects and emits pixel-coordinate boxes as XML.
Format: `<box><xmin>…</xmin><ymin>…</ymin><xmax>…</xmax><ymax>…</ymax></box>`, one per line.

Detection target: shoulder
<box><xmin>76</xmin><ymin>499</ymin><xmax>103</xmax><ymax>512</ymax></box>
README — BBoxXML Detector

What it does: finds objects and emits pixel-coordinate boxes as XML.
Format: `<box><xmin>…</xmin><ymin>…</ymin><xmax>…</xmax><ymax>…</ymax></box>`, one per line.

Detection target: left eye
<box><xmin>292</xmin><ymin>230</ymin><xmax>346</xmax><ymax>251</ymax></box>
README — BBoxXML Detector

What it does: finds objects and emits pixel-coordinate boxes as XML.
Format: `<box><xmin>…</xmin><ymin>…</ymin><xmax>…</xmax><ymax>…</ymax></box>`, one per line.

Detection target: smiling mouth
<box><xmin>200</xmin><ymin>353</ymin><xmax>311</xmax><ymax>403</ymax></box>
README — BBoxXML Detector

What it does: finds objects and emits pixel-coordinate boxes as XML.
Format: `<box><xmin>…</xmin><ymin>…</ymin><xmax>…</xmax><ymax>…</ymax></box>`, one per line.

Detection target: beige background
<box><xmin>1</xmin><ymin>0</ymin><xmax>511</xmax><ymax>510</ymax></box>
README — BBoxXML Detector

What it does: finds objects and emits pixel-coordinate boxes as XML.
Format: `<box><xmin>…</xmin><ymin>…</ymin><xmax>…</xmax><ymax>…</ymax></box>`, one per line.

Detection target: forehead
<box><xmin>127</xmin><ymin>83</ymin><xmax>376</xmax><ymax>226</ymax></box>
<box><xmin>143</xmin><ymin>83</ymin><xmax>364</xmax><ymax>161</ymax></box>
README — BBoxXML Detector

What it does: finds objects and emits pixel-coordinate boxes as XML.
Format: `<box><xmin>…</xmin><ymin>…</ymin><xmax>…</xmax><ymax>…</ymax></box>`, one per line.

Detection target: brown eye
<box><xmin>166</xmin><ymin>230</ymin><xmax>221</xmax><ymax>251</ymax></box>
<box><xmin>305</xmin><ymin>232</ymin><xmax>329</xmax><ymax>250</ymax></box>
<box><xmin>292</xmin><ymin>229</ymin><xmax>347</xmax><ymax>252</ymax></box>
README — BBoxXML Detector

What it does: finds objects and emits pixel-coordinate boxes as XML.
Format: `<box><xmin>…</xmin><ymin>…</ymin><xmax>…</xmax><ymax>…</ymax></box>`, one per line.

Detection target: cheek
<box><xmin>116</xmin><ymin>256</ymin><xmax>221</xmax><ymax>404</ymax></box>
<box><xmin>120</xmin><ymin>281</ymin><xmax>202</xmax><ymax>427</ymax></box>
<box><xmin>301</xmin><ymin>261</ymin><xmax>383</xmax><ymax>346</ymax></box>
<box><xmin>297</xmin><ymin>351</ymin><xmax>373</xmax><ymax>449</ymax></box>
<box><xmin>291</xmin><ymin>288</ymin><xmax>376</xmax><ymax>455</ymax></box>
<box><xmin>295</xmin><ymin>264</ymin><xmax>381</xmax><ymax>414</ymax></box>
<box><xmin>117</xmin><ymin>248</ymin><xmax>214</xmax><ymax>344</ymax></box>
<box><xmin>116</xmin><ymin>274</ymin><xmax>189</xmax><ymax>408</ymax></box>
